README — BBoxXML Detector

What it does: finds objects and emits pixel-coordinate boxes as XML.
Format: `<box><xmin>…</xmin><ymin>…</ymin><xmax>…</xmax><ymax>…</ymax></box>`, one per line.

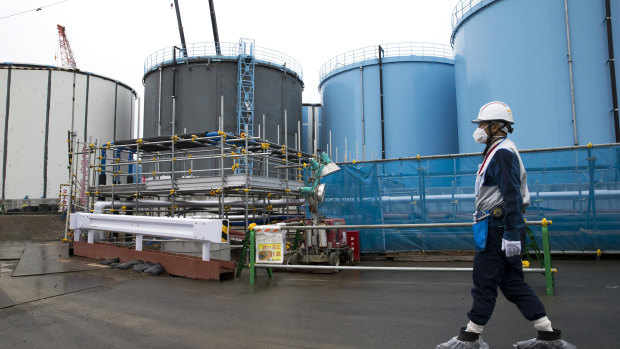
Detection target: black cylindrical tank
<box><xmin>142</xmin><ymin>42</ymin><xmax>303</xmax><ymax>147</ymax></box>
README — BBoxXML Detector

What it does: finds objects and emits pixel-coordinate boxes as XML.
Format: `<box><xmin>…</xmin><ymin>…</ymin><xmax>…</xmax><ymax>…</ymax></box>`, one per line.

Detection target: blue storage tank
<box><xmin>318</xmin><ymin>43</ymin><xmax>458</xmax><ymax>161</ymax></box>
<box><xmin>452</xmin><ymin>0</ymin><xmax>620</xmax><ymax>154</ymax></box>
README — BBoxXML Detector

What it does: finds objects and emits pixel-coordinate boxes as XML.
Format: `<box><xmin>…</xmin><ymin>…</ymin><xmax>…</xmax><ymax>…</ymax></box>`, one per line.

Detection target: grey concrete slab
<box><xmin>12</xmin><ymin>242</ymin><xmax>106</xmax><ymax>276</ymax></box>
<box><xmin>0</xmin><ymin>242</ymin><xmax>25</xmax><ymax>260</ymax></box>
<box><xmin>0</xmin><ymin>259</ymin><xmax>617</xmax><ymax>348</ymax></box>
<box><xmin>0</xmin><ymin>270</ymin><xmax>128</xmax><ymax>309</ymax></box>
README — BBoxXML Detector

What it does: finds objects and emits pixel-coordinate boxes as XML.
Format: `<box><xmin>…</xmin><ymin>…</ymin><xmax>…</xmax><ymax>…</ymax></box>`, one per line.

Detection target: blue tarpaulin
<box><xmin>318</xmin><ymin>145</ymin><xmax>620</xmax><ymax>253</ymax></box>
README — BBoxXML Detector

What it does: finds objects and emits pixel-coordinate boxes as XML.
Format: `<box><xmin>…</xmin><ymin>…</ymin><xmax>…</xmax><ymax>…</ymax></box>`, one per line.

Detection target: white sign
<box><xmin>255</xmin><ymin>225</ymin><xmax>284</xmax><ymax>264</ymax></box>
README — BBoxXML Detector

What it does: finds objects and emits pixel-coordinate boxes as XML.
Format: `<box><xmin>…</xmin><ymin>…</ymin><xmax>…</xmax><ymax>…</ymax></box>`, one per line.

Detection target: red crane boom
<box><xmin>57</xmin><ymin>24</ymin><xmax>77</xmax><ymax>69</ymax></box>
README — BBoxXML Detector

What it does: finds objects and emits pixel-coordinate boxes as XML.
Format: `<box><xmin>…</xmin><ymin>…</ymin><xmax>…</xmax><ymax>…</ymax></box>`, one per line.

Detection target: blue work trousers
<box><xmin>467</xmin><ymin>224</ymin><xmax>546</xmax><ymax>325</ymax></box>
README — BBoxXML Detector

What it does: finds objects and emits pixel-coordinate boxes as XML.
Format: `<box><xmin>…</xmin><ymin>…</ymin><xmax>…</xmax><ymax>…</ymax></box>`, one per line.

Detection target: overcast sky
<box><xmin>1</xmin><ymin>0</ymin><xmax>456</xmax><ymax>105</ymax></box>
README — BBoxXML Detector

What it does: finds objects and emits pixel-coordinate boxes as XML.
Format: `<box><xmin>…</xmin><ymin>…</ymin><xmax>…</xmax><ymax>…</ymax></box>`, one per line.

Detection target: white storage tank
<box><xmin>0</xmin><ymin>63</ymin><xmax>136</xmax><ymax>200</ymax></box>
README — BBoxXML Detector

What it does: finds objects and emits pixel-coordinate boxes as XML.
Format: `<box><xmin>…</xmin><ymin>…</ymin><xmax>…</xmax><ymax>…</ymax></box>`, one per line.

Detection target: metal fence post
<box><xmin>250</xmin><ymin>227</ymin><xmax>256</xmax><ymax>285</ymax></box>
<box><xmin>542</xmin><ymin>218</ymin><xmax>555</xmax><ymax>296</ymax></box>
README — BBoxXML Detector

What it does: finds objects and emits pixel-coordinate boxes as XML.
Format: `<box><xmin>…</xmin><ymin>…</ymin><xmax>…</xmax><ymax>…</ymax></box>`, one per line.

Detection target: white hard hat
<box><xmin>471</xmin><ymin>101</ymin><xmax>514</xmax><ymax>124</ymax></box>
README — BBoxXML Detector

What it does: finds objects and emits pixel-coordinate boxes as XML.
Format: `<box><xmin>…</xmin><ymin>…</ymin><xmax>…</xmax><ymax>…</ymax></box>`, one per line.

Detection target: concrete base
<box><xmin>73</xmin><ymin>242</ymin><xmax>235</xmax><ymax>281</ymax></box>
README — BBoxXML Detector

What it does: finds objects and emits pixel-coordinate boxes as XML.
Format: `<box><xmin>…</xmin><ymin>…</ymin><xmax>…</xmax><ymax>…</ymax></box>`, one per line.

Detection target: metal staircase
<box><xmin>236</xmin><ymin>38</ymin><xmax>256</xmax><ymax>174</ymax></box>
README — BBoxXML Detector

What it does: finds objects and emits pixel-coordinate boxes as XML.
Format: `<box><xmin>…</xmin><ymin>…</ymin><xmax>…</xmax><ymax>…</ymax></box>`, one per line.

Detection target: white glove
<box><xmin>501</xmin><ymin>239</ymin><xmax>521</xmax><ymax>257</ymax></box>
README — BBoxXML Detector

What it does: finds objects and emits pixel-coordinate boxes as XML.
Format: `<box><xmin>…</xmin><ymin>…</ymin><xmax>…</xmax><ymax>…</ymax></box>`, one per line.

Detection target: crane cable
<box><xmin>0</xmin><ymin>0</ymin><xmax>69</xmax><ymax>21</ymax></box>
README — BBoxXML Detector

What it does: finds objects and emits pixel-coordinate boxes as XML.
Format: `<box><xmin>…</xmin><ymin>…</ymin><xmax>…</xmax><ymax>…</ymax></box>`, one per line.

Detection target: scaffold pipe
<box><xmin>93</xmin><ymin>198</ymin><xmax>303</xmax><ymax>213</ymax></box>
<box><xmin>255</xmin><ymin>264</ymin><xmax>556</xmax><ymax>273</ymax></box>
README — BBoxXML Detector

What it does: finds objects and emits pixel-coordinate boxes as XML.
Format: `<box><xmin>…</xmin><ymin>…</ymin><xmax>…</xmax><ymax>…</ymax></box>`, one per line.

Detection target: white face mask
<box><xmin>472</xmin><ymin>124</ymin><xmax>489</xmax><ymax>144</ymax></box>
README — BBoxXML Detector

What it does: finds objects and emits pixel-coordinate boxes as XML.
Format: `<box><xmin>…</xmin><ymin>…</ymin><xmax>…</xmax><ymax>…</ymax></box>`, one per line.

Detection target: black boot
<box><xmin>536</xmin><ymin>329</ymin><xmax>562</xmax><ymax>341</ymax></box>
<box><xmin>457</xmin><ymin>327</ymin><xmax>480</xmax><ymax>342</ymax></box>
<box><xmin>514</xmin><ymin>328</ymin><xmax>577</xmax><ymax>349</ymax></box>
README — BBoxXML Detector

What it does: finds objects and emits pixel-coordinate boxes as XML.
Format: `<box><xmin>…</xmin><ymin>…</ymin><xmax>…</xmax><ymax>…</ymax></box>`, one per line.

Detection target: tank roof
<box><xmin>143</xmin><ymin>42</ymin><xmax>303</xmax><ymax>82</ymax></box>
<box><xmin>318</xmin><ymin>42</ymin><xmax>454</xmax><ymax>86</ymax></box>
<box><xmin>450</xmin><ymin>0</ymin><xmax>498</xmax><ymax>46</ymax></box>
<box><xmin>0</xmin><ymin>62</ymin><xmax>138</xmax><ymax>97</ymax></box>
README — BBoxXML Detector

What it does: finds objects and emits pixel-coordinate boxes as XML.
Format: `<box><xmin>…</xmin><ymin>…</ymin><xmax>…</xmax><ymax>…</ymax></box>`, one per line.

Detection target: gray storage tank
<box><xmin>142</xmin><ymin>41</ymin><xmax>303</xmax><ymax>145</ymax></box>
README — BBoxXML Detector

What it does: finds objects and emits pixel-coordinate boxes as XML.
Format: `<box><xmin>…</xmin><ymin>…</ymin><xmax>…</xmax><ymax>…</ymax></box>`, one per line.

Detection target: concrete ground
<box><xmin>0</xmin><ymin>248</ymin><xmax>618</xmax><ymax>348</ymax></box>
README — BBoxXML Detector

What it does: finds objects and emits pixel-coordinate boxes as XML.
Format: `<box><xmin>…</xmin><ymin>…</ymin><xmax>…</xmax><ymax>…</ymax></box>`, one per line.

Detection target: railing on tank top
<box><xmin>451</xmin><ymin>0</ymin><xmax>485</xmax><ymax>29</ymax></box>
<box><xmin>143</xmin><ymin>42</ymin><xmax>303</xmax><ymax>81</ymax></box>
<box><xmin>318</xmin><ymin>42</ymin><xmax>454</xmax><ymax>83</ymax></box>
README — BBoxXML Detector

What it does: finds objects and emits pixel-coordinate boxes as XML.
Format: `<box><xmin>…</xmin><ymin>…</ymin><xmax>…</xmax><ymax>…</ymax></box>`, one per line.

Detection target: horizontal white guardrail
<box><xmin>70</xmin><ymin>213</ymin><xmax>229</xmax><ymax>261</ymax></box>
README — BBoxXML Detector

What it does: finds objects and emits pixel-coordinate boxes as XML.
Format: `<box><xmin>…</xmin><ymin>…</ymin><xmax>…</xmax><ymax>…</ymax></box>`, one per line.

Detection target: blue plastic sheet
<box><xmin>319</xmin><ymin>145</ymin><xmax>620</xmax><ymax>253</ymax></box>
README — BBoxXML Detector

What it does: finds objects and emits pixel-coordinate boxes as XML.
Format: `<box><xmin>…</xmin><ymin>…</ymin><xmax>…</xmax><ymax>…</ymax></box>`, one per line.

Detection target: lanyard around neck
<box><xmin>478</xmin><ymin>138</ymin><xmax>505</xmax><ymax>175</ymax></box>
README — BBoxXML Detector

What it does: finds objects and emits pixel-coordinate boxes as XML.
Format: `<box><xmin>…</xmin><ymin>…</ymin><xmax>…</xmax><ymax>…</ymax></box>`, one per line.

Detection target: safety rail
<box><xmin>143</xmin><ymin>41</ymin><xmax>303</xmax><ymax>81</ymax></box>
<box><xmin>243</xmin><ymin>219</ymin><xmax>557</xmax><ymax>295</ymax></box>
<box><xmin>319</xmin><ymin>42</ymin><xmax>454</xmax><ymax>82</ymax></box>
<box><xmin>451</xmin><ymin>0</ymin><xmax>484</xmax><ymax>29</ymax></box>
<box><xmin>70</xmin><ymin>213</ymin><xmax>229</xmax><ymax>261</ymax></box>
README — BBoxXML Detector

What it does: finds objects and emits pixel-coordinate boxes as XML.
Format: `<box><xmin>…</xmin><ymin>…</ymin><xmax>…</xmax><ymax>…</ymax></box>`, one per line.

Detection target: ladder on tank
<box><xmin>235</xmin><ymin>38</ymin><xmax>256</xmax><ymax>175</ymax></box>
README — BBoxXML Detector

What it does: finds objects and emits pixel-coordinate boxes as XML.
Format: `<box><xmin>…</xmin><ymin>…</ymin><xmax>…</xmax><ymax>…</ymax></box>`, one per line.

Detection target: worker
<box><xmin>437</xmin><ymin>102</ymin><xmax>575</xmax><ymax>349</ymax></box>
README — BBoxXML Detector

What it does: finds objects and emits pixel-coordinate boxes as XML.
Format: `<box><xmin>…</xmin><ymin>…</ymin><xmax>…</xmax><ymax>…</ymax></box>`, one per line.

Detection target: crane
<box><xmin>57</xmin><ymin>24</ymin><xmax>77</xmax><ymax>69</ymax></box>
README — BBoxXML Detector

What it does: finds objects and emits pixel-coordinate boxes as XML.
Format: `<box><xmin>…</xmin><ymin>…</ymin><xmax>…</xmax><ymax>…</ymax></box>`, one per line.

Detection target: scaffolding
<box><xmin>64</xmin><ymin>131</ymin><xmax>313</xmax><ymax>240</ymax></box>
<box><xmin>236</xmin><ymin>38</ymin><xmax>256</xmax><ymax>175</ymax></box>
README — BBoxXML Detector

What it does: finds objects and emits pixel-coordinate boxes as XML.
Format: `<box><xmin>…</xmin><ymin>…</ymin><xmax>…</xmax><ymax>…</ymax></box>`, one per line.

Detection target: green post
<box><xmin>250</xmin><ymin>228</ymin><xmax>255</xmax><ymax>285</ymax></box>
<box><xmin>292</xmin><ymin>229</ymin><xmax>302</xmax><ymax>251</ymax></box>
<box><xmin>235</xmin><ymin>232</ymin><xmax>250</xmax><ymax>277</ymax></box>
<box><xmin>541</xmin><ymin>219</ymin><xmax>555</xmax><ymax>296</ymax></box>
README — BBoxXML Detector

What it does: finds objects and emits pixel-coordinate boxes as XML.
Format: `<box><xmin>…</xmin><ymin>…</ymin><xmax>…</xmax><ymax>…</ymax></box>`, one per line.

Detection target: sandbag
<box><xmin>144</xmin><ymin>262</ymin><xmax>165</xmax><ymax>276</ymax></box>
<box><xmin>113</xmin><ymin>260</ymin><xmax>144</xmax><ymax>270</ymax></box>
<box><xmin>100</xmin><ymin>257</ymin><xmax>119</xmax><ymax>265</ymax></box>
<box><xmin>132</xmin><ymin>262</ymin><xmax>154</xmax><ymax>272</ymax></box>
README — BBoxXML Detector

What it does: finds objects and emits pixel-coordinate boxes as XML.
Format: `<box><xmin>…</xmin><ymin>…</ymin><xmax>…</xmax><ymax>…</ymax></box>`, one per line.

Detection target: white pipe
<box><xmin>220</xmin><ymin>95</ymin><xmax>224</xmax><ymax>130</ymax></box>
<box><xmin>93</xmin><ymin>198</ymin><xmax>304</xmax><ymax>213</ymax></box>
<box><xmin>158</xmin><ymin>68</ymin><xmax>162</xmax><ymax>136</ymax></box>
<box><xmin>307</xmin><ymin>107</ymin><xmax>313</xmax><ymax>152</ymax></box>
<box><xmin>137</xmin><ymin>96</ymin><xmax>141</xmax><ymax>139</ymax></box>
<box><xmin>298</xmin><ymin>120</ymin><xmax>301</xmax><ymax>152</ymax></box>
<box><xmin>321</xmin><ymin>189</ymin><xmax>620</xmax><ymax>205</ymax></box>
<box><xmin>565</xmin><ymin>0</ymin><xmax>578</xmax><ymax>145</ymax></box>
<box><xmin>314</xmin><ymin>107</ymin><xmax>318</xmax><ymax>156</ymax></box>
<box><xmin>198</xmin><ymin>214</ymin><xmax>271</xmax><ymax>220</ymax></box>
<box><xmin>360</xmin><ymin>66</ymin><xmax>366</xmax><ymax>160</ymax></box>
<box><xmin>329</xmin><ymin>130</ymin><xmax>332</xmax><ymax>159</ymax></box>
<box><xmin>256</xmin><ymin>264</ymin><xmax>552</xmax><ymax>273</ymax></box>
